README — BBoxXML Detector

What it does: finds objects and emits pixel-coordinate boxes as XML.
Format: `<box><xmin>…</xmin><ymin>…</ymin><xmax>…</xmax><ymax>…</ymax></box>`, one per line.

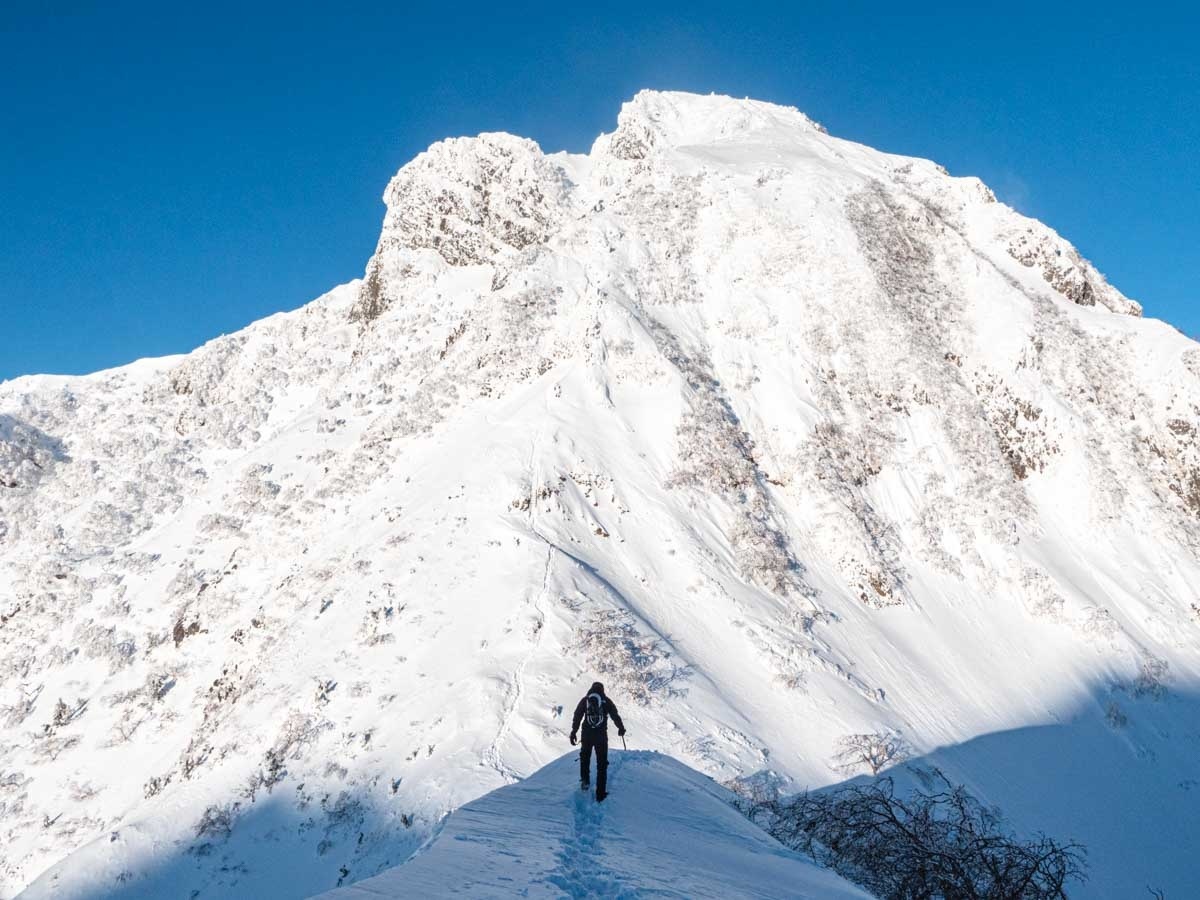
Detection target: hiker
<box><xmin>569</xmin><ymin>680</ymin><xmax>625</xmax><ymax>802</ymax></box>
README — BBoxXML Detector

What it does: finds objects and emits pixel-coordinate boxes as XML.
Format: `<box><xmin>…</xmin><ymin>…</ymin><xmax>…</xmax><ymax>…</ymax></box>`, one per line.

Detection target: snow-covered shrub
<box><xmin>145</xmin><ymin>670</ymin><xmax>176</xmax><ymax>703</ymax></box>
<box><xmin>143</xmin><ymin>774</ymin><xmax>170</xmax><ymax>799</ymax></box>
<box><xmin>358</xmin><ymin>604</ymin><xmax>396</xmax><ymax>647</ymax></box>
<box><xmin>314</xmin><ymin>678</ymin><xmax>337</xmax><ymax>705</ymax></box>
<box><xmin>831</xmin><ymin>730</ymin><xmax>912</xmax><ymax>776</ymax></box>
<box><xmin>317</xmin><ymin>791</ymin><xmax>367</xmax><ymax>856</ymax></box>
<box><xmin>322</xmin><ymin>791</ymin><xmax>366</xmax><ymax>828</ymax></box>
<box><xmin>840</xmin><ymin>558</ymin><xmax>903</xmax><ymax>610</ymax></box>
<box><xmin>1</xmin><ymin>684</ymin><xmax>42</xmax><ymax>728</ymax></box>
<box><xmin>179</xmin><ymin>737</ymin><xmax>213</xmax><ymax>780</ymax></box>
<box><xmin>1104</xmin><ymin>701</ymin><xmax>1128</xmax><ymax>729</ymax></box>
<box><xmin>79</xmin><ymin>501</ymin><xmax>137</xmax><ymax>550</ymax></box>
<box><xmin>1127</xmin><ymin>656</ymin><xmax>1170</xmax><ymax>700</ymax></box>
<box><xmin>744</xmin><ymin>773</ymin><xmax>1087</xmax><ymax>899</ymax></box>
<box><xmin>107</xmin><ymin>709</ymin><xmax>146</xmax><ymax>746</ymax></box>
<box><xmin>798</xmin><ymin>415</ymin><xmax>911</xmax><ymax>607</ymax></box>
<box><xmin>667</xmin><ymin>402</ymin><xmax>759</xmax><ymax>495</ymax></box>
<box><xmin>569</xmin><ymin>609</ymin><xmax>689</xmax><ymax>705</ymax></box>
<box><xmin>172</xmin><ymin>618</ymin><xmax>201</xmax><ymax>647</ymax></box>
<box><xmin>810</xmin><ymin>420</ymin><xmax>888</xmax><ymax>489</ymax></box>
<box><xmin>200</xmin><ymin>665</ymin><xmax>254</xmax><ymax>729</ymax></box>
<box><xmin>657</xmin><ymin>330</ymin><xmax>813</xmax><ymax>598</ymax></box>
<box><xmin>194</xmin><ymin>803</ymin><xmax>235</xmax><ymax>841</ymax></box>
<box><xmin>50</xmin><ymin>698</ymin><xmax>86</xmax><ymax>728</ymax></box>
<box><xmin>231</xmin><ymin>463</ymin><xmax>281</xmax><ymax>514</ymax></box>
<box><xmin>251</xmin><ymin>711</ymin><xmax>332</xmax><ymax>795</ymax></box>
<box><xmin>1021</xmin><ymin>566</ymin><xmax>1067</xmax><ymax>622</ymax></box>
<box><xmin>727</xmin><ymin>510</ymin><xmax>804</xmax><ymax>597</ymax></box>
<box><xmin>1079</xmin><ymin>607</ymin><xmax>1120</xmax><ymax>641</ymax></box>
<box><xmin>971</xmin><ymin>373</ymin><xmax>1060</xmax><ymax>481</ymax></box>
<box><xmin>723</xmin><ymin>770</ymin><xmax>789</xmax><ymax>829</ymax></box>
<box><xmin>1</xmin><ymin>643</ymin><xmax>39</xmax><ymax>682</ymax></box>
<box><xmin>67</xmin><ymin>780</ymin><xmax>98</xmax><ymax>803</ymax></box>
<box><xmin>31</xmin><ymin>734</ymin><xmax>80</xmax><ymax>763</ymax></box>
<box><xmin>0</xmin><ymin>415</ymin><xmax>67</xmax><ymax>491</ymax></box>
<box><xmin>196</xmin><ymin>513</ymin><xmax>244</xmax><ymax>537</ymax></box>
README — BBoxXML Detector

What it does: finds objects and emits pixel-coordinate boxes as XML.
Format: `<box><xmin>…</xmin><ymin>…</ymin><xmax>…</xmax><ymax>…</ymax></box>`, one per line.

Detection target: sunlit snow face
<box><xmin>2</xmin><ymin>91</ymin><xmax>1195</xmax><ymax>900</ymax></box>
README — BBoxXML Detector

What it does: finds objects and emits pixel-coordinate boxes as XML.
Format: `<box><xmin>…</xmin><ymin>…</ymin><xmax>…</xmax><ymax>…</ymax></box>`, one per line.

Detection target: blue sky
<box><xmin>2</xmin><ymin>2</ymin><xmax>1196</xmax><ymax>380</ymax></box>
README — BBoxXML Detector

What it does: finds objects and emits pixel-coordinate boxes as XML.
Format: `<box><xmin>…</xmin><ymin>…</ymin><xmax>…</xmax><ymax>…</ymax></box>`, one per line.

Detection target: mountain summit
<box><xmin>3</xmin><ymin>91</ymin><xmax>1198</xmax><ymax>898</ymax></box>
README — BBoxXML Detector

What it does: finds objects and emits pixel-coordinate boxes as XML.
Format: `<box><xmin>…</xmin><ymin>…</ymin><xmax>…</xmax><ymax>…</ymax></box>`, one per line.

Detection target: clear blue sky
<box><xmin>2</xmin><ymin>2</ymin><xmax>1196</xmax><ymax>380</ymax></box>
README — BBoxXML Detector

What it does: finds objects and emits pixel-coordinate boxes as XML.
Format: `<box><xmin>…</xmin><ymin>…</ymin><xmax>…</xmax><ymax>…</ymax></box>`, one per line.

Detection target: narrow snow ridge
<box><xmin>313</xmin><ymin>751</ymin><xmax>866</xmax><ymax>899</ymax></box>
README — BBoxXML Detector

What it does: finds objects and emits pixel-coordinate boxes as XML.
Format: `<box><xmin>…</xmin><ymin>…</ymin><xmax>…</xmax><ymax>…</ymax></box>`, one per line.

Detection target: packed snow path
<box><xmin>314</xmin><ymin>751</ymin><xmax>866</xmax><ymax>899</ymax></box>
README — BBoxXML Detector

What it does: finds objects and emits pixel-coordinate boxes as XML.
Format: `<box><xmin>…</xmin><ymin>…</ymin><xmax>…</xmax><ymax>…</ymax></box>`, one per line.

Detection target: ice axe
<box><xmin>621</xmin><ymin>733</ymin><xmax>627</xmax><ymax>751</ymax></box>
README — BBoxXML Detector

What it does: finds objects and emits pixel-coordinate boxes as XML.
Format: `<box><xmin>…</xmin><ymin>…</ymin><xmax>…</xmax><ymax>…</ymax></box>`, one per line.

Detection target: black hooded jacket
<box><xmin>571</xmin><ymin>681</ymin><xmax>624</xmax><ymax>737</ymax></box>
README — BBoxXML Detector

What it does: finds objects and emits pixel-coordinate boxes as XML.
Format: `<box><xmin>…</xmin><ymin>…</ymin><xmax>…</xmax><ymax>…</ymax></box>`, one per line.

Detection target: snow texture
<box><xmin>3</xmin><ymin>90</ymin><xmax>1199</xmax><ymax>898</ymax></box>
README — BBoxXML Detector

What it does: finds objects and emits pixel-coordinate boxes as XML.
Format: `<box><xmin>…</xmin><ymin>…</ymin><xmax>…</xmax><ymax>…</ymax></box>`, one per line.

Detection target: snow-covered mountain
<box><xmin>3</xmin><ymin>90</ymin><xmax>1199</xmax><ymax>898</ymax></box>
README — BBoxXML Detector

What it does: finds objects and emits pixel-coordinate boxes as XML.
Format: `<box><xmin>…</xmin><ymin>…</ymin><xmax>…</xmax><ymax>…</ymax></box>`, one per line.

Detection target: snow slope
<box><xmin>3</xmin><ymin>91</ymin><xmax>1200</xmax><ymax>898</ymax></box>
<box><xmin>315</xmin><ymin>751</ymin><xmax>868</xmax><ymax>899</ymax></box>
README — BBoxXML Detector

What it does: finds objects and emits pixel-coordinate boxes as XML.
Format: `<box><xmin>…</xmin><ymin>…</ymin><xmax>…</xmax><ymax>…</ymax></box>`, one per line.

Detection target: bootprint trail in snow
<box><xmin>548</xmin><ymin>754</ymin><xmax>632</xmax><ymax>899</ymax></box>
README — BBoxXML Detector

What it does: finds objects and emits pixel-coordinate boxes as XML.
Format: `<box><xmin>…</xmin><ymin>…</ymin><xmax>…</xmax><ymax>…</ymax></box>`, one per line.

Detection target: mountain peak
<box><xmin>2</xmin><ymin>91</ymin><xmax>1195</xmax><ymax>899</ymax></box>
<box><xmin>596</xmin><ymin>89</ymin><xmax>827</xmax><ymax>159</ymax></box>
<box><xmin>350</xmin><ymin>89</ymin><xmax>1141</xmax><ymax>326</ymax></box>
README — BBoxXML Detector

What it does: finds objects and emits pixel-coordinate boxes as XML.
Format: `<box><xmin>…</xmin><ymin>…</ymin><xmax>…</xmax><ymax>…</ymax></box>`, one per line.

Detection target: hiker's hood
<box><xmin>589</xmin><ymin>681</ymin><xmax>605</xmax><ymax>695</ymax></box>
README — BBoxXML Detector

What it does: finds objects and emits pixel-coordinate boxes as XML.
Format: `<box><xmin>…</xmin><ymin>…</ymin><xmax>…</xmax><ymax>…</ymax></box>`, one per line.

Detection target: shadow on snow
<box><xmin>29</xmin><ymin>684</ymin><xmax>1200</xmax><ymax>899</ymax></box>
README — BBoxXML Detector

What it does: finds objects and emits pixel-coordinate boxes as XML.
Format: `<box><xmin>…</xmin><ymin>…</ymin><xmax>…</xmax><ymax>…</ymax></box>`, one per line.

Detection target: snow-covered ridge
<box><xmin>596</xmin><ymin>89</ymin><xmax>829</xmax><ymax>159</ymax></box>
<box><xmin>315</xmin><ymin>751</ymin><xmax>867</xmax><ymax>899</ymax></box>
<box><xmin>2</xmin><ymin>91</ymin><xmax>1198</xmax><ymax>899</ymax></box>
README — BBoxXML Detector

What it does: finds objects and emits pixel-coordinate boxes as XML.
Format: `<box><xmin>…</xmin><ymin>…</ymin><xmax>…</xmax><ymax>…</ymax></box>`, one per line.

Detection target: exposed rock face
<box><xmin>351</xmin><ymin>134</ymin><xmax>568</xmax><ymax>321</ymax></box>
<box><xmin>3</xmin><ymin>91</ymin><xmax>1198</xmax><ymax>900</ymax></box>
<box><xmin>1006</xmin><ymin>226</ymin><xmax>1143</xmax><ymax>315</ymax></box>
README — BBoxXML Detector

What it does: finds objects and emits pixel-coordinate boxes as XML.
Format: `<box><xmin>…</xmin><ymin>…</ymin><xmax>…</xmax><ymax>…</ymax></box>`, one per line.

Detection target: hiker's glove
<box><xmin>569</xmin><ymin>732</ymin><xmax>577</xmax><ymax>746</ymax></box>
<box><xmin>618</xmin><ymin>727</ymin><xmax>626</xmax><ymax>737</ymax></box>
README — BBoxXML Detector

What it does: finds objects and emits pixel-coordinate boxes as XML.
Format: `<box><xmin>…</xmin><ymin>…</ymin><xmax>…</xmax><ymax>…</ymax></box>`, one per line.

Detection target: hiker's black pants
<box><xmin>580</xmin><ymin>730</ymin><xmax>608</xmax><ymax>795</ymax></box>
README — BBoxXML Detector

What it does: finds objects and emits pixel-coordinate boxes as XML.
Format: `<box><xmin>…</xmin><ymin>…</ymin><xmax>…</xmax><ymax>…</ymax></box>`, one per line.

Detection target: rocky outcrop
<box><xmin>1007</xmin><ymin>226</ymin><xmax>1142</xmax><ymax>316</ymax></box>
<box><xmin>351</xmin><ymin>134</ymin><xmax>569</xmax><ymax>321</ymax></box>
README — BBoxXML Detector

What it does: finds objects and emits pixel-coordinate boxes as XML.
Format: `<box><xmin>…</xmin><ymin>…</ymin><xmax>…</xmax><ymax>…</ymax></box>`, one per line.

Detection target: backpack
<box><xmin>585</xmin><ymin>692</ymin><xmax>606</xmax><ymax>728</ymax></box>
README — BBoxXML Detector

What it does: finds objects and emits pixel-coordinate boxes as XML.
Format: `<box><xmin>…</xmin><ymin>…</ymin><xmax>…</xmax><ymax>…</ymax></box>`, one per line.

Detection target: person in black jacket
<box><xmin>569</xmin><ymin>681</ymin><xmax>625</xmax><ymax>802</ymax></box>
